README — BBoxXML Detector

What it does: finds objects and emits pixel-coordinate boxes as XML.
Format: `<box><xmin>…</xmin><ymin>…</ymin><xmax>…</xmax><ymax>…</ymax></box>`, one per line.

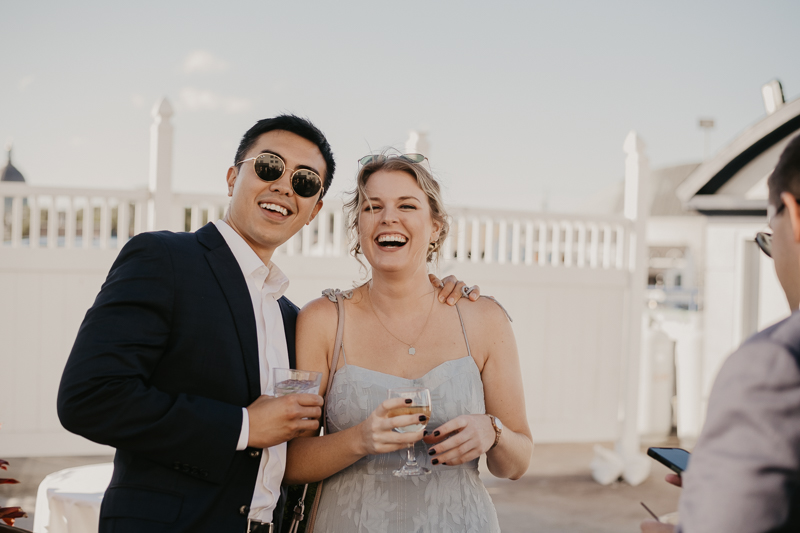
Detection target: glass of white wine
<box><xmin>387</xmin><ymin>387</ymin><xmax>432</xmax><ymax>477</ymax></box>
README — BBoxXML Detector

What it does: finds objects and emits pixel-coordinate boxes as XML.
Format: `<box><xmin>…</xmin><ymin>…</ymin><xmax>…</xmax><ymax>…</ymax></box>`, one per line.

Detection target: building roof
<box><xmin>676</xmin><ymin>93</ymin><xmax>800</xmax><ymax>214</ymax></box>
<box><xmin>579</xmin><ymin>162</ymin><xmax>701</xmax><ymax>217</ymax></box>
<box><xmin>0</xmin><ymin>146</ymin><xmax>25</xmax><ymax>182</ymax></box>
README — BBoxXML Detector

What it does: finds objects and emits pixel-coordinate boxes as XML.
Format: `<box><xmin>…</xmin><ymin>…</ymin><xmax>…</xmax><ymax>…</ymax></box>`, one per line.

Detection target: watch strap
<box><xmin>487</xmin><ymin>414</ymin><xmax>502</xmax><ymax>450</ymax></box>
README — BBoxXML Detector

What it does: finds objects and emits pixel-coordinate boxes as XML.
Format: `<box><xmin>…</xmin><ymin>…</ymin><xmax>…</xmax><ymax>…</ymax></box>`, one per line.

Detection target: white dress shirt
<box><xmin>214</xmin><ymin>219</ymin><xmax>290</xmax><ymax>524</ymax></box>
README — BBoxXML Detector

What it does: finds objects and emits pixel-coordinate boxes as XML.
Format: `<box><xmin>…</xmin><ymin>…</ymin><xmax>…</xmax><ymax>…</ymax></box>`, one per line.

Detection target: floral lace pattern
<box><xmin>314</xmin><ymin>357</ymin><xmax>501</xmax><ymax>533</ymax></box>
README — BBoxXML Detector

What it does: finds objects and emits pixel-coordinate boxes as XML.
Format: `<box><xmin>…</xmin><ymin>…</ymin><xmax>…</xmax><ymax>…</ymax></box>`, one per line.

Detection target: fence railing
<box><xmin>0</xmin><ymin>182</ymin><xmax>149</xmax><ymax>250</ymax></box>
<box><xmin>2</xmin><ymin>182</ymin><xmax>633</xmax><ymax>271</ymax></box>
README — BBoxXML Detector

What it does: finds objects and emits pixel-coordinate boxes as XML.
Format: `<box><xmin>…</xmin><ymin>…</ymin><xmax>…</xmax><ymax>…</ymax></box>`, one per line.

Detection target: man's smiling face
<box><xmin>224</xmin><ymin>129</ymin><xmax>325</xmax><ymax>263</ymax></box>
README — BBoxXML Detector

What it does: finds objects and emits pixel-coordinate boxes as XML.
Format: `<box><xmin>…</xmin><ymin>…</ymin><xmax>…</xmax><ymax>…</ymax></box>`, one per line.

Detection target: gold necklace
<box><xmin>368</xmin><ymin>285</ymin><xmax>435</xmax><ymax>355</ymax></box>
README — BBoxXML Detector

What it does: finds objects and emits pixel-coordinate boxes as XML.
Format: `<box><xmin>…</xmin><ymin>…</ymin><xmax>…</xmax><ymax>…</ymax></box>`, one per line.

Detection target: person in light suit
<box><xmin>57</xmin><ymin>115</ymin><xmax>474</xmax><ymax>533</ymax></box>
<box><xmin>642</xmin><ymin>133</ymin><xmax>800</xmax><ymax>532</ymax></box>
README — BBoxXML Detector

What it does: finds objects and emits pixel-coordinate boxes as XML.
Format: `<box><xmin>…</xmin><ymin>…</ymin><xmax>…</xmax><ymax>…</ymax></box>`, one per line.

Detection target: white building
<box><xmin>586</xmin><ymin>80</ymin><xmax>800</xmax><ymax>441</ymax></box>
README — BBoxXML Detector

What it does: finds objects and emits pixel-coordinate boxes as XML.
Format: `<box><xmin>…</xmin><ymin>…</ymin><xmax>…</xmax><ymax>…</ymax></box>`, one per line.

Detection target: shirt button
<box><xmin>239</xmin><ymin>505</ymin><xmax>249</xmax><ymax>516</ymax></box>
<box><xmin>249</xmin><ymin>449</ymin><xmax>261</xmax><ymax>458</ymax></box>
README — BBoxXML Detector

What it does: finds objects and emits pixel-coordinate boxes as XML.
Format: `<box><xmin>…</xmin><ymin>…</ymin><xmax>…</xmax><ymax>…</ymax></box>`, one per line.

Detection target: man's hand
<box><xmin>640</xmin><ymin>519</ymin><xmax>675</xmax><ymax>532</ymax></box>
<box><xmin>429</xmin><ymin>274</ymin><xmax>480</xmax><ymax>306</ymax></box>
<box><xmin>246</xmin><ymin>393</ymin><xmax>323</xmax><ymax>448</ymax></box>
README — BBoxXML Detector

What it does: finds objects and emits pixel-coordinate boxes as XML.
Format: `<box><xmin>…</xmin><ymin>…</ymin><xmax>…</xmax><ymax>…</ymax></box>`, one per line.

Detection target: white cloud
<box><xmin>179</xmin><ymin>87</ymin><xmax>252</xmax><ymax>114</ymax></box>
<box><xmin>131</xmin><ymin>94</ymin><xmax>146</xmax><ymax>108</ymax></box>
<box><xmin>18</xmin><ymin>76</ymin><xmax>34</xmax><ymax>92</ymax></box>
<box><xmin>183</xmin><ymin>50</ymin><xmax>228</xmax><ymax>74</ymax></box>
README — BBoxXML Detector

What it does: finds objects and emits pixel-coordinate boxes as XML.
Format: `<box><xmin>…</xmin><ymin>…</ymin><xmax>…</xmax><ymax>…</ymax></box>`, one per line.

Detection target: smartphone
<box><xmin>647</xmin><ymin>447</ymin><xmax>691</xmax><ymax>474</ymax></box>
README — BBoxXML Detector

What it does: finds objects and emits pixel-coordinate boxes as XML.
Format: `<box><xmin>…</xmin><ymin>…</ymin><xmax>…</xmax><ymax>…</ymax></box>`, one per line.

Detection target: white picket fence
<box><xmin>0</xmin><ymin>99</ymin><xmax>649</xmax><ymax>464</ymax></box>
<box><xmin>1</xmin><ymin>186</ymin><xmax>631</xmax><ymax>274</ymax></box>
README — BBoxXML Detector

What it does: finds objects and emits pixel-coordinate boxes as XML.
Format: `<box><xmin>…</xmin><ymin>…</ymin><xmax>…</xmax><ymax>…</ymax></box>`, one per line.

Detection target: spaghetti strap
<box><xmin>340</xmin><ymin>345</ymin><xmax>348</xmax><ymax>366</ymax></box>
<box><xmin>481</xmin><ymin>295</ymin><xmax>513</xmax><ymax>322</ymax></box>
<box><xmin>454</xmin><ymin>303</ymin><xmax>473</xmax><ymax>358</ymax></box>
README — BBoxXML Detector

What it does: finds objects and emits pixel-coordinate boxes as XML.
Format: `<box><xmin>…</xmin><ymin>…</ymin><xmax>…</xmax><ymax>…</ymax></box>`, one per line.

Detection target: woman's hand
<box><xmin>357</xmin><ymin>397</ymin><xmax>427</xmax><ymax>456</ymax></box>
<box><xmin>422</xmin><ymin>414</ymin><xmax>495</xmax><ymax>466</ymax></box>
<box><xmin>429</xmin><ymin>274</ymin><xmax>480</xmax><ymax>306</ymax></box>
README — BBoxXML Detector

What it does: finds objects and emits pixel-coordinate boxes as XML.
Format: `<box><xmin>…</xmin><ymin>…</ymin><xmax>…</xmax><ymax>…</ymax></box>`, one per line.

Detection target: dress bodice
<box><xmin>313</xmin><ymin>301</ymin><xmax>501</xmax><ymax>533</ymax></box>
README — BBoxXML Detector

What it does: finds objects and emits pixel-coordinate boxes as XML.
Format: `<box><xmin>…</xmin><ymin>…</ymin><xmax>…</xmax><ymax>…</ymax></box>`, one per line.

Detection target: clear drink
<box><xmin>274</xmin><ymin>379</ymin><xmax>320</xmax><ymax>396</ymax></box>
<box><xmin>271</xmin><ymin>368</ymin><xmax>322</xmax><ymax>396</ymax></box>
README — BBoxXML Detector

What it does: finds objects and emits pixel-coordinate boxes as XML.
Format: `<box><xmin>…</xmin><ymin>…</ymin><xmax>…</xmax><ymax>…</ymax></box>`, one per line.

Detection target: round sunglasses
<box><xmin>236</xmin><ymin>153</ymin><xmax>324</xmax><ymax>198</ymax></box>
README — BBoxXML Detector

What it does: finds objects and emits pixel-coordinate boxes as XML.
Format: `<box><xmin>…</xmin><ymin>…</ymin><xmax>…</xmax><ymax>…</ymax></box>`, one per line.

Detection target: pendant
<box><xmin>408</xmin><ymin>347</ymin><xmax>416</xmax><ymax>355</ymax></box>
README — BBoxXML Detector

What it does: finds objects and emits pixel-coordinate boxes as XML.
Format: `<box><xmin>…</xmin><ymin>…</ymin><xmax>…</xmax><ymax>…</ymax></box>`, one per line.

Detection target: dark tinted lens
<box><xmin>253</xmin><ymin>154</ymin><xmax>284</xmax><ymax>182</ymax></box>
<box><xmin>756</xmin><ymin>232</ymin><xmax>773</xmax><ymax>258</ymax></box>
<box><xmin>291</xmin><ymin>170</ymin><xmax>322</xmax><ymax>198</ymax></box>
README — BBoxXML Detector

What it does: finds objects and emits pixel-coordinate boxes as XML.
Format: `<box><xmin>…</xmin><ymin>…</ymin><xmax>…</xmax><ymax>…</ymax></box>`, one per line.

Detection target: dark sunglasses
<box><xmin>358</xmin><ymin>153</ymin><xmax>427</xmax><ymax>166</ymax></box>
<box><xmin>755</xmin><ymin>232</ymin><xmax>773</xmax><ymax>258</ymax></box>
<box><xmin>236</xmin><ymin>153</ymin><xmax>324</xmax><ymax>198</ymax></box>
<box><xmin>756</xmin><ymin>198</ymin><xmax>800</xmax><ymax>257</ymax></box>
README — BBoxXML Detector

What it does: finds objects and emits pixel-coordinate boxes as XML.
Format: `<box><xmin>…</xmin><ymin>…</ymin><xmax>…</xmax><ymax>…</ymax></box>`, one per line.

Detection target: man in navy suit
<box><xmin>58</xmin><ymin>115</ymin><xmax>472</xmax><ymax>533</ymax></box>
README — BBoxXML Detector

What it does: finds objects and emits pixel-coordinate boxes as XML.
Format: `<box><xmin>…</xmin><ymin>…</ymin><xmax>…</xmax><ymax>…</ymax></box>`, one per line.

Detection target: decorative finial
<box><xmin>151</xmin><ymin>97</ymin><xmax>174</xmax><ymax>119</ymax></box>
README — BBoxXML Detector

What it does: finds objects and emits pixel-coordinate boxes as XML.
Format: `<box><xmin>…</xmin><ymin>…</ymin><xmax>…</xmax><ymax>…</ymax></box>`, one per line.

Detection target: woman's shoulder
<box><xmin>299</xmin><ymin>293</ymin><xmax>339</xmax><ymax>321</ymax></box>
<box><xmin>456</xmin><ymin>295</ymin><xmax>512</xmax><ymax>327</ymax></box>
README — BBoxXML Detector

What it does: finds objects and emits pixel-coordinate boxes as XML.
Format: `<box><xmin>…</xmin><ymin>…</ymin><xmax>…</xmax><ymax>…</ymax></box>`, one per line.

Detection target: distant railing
<box><xmin>1</xmin><ymin>184</ymin><xmax>632</xmax><ymax>271</ymax></box>
<box><xmin>0</xmin><ymin>182</ymin><xmax>149</xmax><ymax>250</ymax></box>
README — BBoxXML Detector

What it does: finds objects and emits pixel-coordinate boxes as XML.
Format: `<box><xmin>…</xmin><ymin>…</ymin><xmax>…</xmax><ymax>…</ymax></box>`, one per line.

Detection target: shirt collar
<box><xmin>214</xmin><ymin>219</ymin><xmax>290</xmax><ymax>299</ymax></box>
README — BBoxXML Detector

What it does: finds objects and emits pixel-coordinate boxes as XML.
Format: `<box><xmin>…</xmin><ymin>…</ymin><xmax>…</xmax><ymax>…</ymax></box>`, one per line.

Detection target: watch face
<box><xmin>495</xmin><ymin>417</ymin><xmax>503</xmax><ymax>431</ymax></box>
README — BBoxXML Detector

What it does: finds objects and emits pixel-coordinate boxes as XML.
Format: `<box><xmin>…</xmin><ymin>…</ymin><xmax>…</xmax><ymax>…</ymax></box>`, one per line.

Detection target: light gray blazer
<box><xmin>678</xmin><ymin>311</ymin><xmax>800</xmax><ymax>532</ymax></box>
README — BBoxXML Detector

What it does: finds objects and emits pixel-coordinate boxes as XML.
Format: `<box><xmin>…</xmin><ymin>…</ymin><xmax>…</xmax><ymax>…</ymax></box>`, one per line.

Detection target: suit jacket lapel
<box><xmin>278</xmin><ymin>297</ymin><xmax>298</xmax><ymax>369</ymax></box>
<box><xmin>197</xmin><ymin>223</ymin><xmax>261</xmax><ymax>401</ymax></box>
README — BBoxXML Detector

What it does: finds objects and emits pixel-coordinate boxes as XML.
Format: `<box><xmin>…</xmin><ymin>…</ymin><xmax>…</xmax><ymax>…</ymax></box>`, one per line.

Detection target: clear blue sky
<box><xmin>2</xmin><ymin>0</ymin><xmax>798</xmax><ymax>211</ymax></box>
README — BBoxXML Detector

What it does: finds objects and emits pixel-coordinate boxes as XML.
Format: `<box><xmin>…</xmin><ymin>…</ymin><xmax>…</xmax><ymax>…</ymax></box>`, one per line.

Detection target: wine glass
<box><xmin>387</xmin><ymin>387</ymin><xmax>432</xmax><ymax>476</ymax></box>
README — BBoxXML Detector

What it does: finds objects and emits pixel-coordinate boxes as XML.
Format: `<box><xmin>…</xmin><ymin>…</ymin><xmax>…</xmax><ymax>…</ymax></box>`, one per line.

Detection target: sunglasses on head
<box><xmin>358</xmin><ymin>153</ymin><xmax>427</xmax><ymax>166</ymax></box>
<box><xmin>236</xmin><ymin>153</ymin><xmax>324</xmax><ymax>198</ymax></box>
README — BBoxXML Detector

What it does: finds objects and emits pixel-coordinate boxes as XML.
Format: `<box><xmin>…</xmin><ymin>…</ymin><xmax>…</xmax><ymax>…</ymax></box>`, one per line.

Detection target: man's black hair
<box><xmin>768</xmin><ymin>133</ymin><xmax>800</xmax><ymax>207</ymax></box>
<box><xmin>234</xmin><ymin>114</ymin><xmax>335</xmax><ymax>199</ymax></box>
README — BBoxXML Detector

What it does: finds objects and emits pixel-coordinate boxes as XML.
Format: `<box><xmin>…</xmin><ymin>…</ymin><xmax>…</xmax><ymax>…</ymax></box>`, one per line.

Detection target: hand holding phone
<box><xmin>647</xmin><ymin>447</ymin><xmax>691</xmax><ymax>475</ymax></box>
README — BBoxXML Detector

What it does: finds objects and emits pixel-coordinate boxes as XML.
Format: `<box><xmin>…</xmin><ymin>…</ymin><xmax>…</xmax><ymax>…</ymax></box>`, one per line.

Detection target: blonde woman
<box><xmin>285</xmin><ymin>154</ymin><xmax>532</xmax><ymax>532</ymax></box>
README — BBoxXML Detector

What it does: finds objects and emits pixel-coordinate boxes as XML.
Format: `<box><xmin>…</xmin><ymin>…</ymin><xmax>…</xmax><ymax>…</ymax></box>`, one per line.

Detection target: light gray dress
<box><xmin>314</xmin><ymin>305</ymin><xmax>501</xmax><ymax>533</ymax></box>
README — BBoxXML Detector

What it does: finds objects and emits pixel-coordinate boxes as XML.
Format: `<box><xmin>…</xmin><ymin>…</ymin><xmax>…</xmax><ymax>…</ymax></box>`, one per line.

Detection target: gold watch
<box><xmin>487</xmin><ymin>414</ymin><xmax>503</xmax><ymax>450</ymax></box>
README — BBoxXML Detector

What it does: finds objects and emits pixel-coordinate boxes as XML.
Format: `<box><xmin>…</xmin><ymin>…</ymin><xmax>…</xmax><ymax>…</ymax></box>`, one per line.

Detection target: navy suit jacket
<box><xmin>57</xmin><ymin>223</ymin><xmax>298</xmax><ymax>533</ymax></box>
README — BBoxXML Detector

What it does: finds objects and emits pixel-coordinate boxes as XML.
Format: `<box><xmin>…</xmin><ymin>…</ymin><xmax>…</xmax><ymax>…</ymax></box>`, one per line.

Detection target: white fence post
<box><xmin>617</xmin><ymin>131</ymin><xmax>652</xmax><ymax>484</ymax></box>
<box><xmin>148</xmin><ymin>98</ymin><xmax>174</xmax><ymax>231</ymax></box>
<box><xmin>29</xmin><ymin>196</ymin><xmax>40</xmax><ymax>248</ymax></box>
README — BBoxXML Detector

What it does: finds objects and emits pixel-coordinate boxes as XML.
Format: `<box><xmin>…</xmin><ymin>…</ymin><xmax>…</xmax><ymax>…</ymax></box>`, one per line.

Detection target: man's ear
<box><xmin>226</xmin><ymin>167</ymin><xmax>237</xmax><ymax>196</ymax></box>
<box><xmin>306</xmin><ymin>200</ymin><xmax>324</xmax><ymax>225</ymax></box>
<box><xmin>781</xmin><ymin>192</ymin><xmax>800</xmax><ymax>243</ymax></box>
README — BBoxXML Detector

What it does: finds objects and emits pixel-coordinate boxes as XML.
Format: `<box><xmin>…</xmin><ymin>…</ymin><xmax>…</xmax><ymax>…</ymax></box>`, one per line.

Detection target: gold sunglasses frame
<box><xmin>235</xmin><ymin>153</ymin><xmax>324</xmax><ymax>198</ymax></box>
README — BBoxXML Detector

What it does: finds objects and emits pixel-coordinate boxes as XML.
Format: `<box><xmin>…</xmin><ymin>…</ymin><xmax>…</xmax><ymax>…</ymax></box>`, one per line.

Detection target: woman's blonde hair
<box><xmin>344</xmin><ymin>153</ymin><xmax>450</xmax><ymax>268</ymax></box>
